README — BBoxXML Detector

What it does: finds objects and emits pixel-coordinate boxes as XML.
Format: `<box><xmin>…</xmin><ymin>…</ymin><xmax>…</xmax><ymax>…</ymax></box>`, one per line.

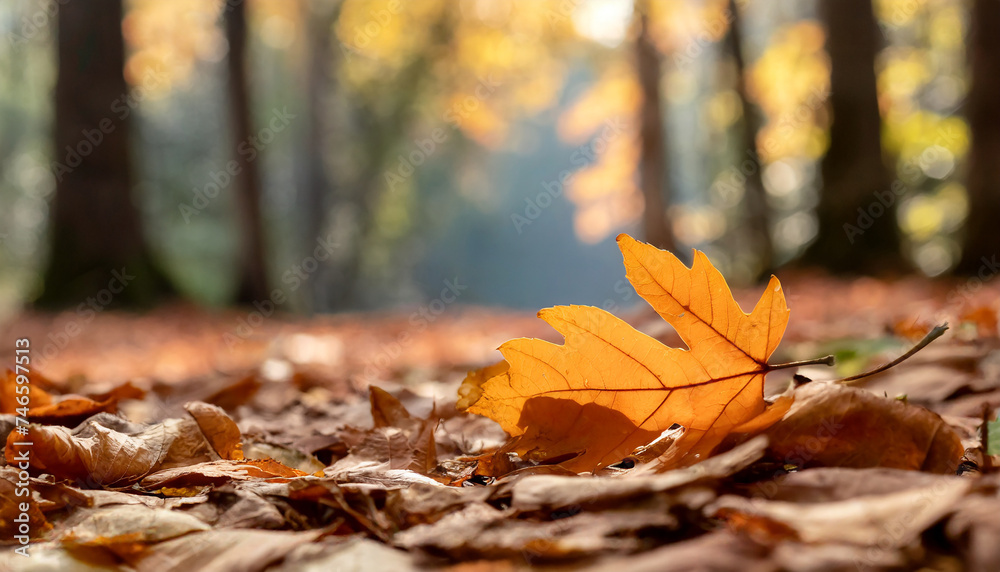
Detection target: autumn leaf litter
<box><xmin>3</xmin><ymin>236</ymin><xmax>1000</xmax><ymax>570</ymax></box>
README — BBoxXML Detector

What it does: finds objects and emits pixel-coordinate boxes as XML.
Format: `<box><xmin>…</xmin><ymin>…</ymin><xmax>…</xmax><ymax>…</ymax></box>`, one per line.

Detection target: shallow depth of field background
<box><xmin>0</xmin><ymin>0</ymin><xmax>992</xmax><ymax>322</ymax></box>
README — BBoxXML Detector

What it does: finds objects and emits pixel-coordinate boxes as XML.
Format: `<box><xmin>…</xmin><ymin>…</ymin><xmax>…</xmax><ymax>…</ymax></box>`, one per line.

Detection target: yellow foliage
<box><xmin>123</xmin><ymin>0</ymin><xmax>226</xmax><ymax>95</ymax></box>
<box><xmin>122</xmin><ymin>0</ymin><xmax>306</xmax><ymax>97</ymax></box>
<box><xmin>559</xmin><ymin>63</ymin><xmax>640</xmax><ymax>145</ymax></box>
<box><xmin>337</xmin><ymin>0</ymin><xmax>575</xmax><ymax>145</ymax></box>
<box><xmin>557</xmin><ymin>60</ymin><xmax>645</xmax><ymax>244</ymax></box>
<box><xmin>704</xmin><ymin>89</ymin><xmax>742</xmax><ymax>131</ymax></box>
<box><xmin>928</xmin><ymin>3</ymin><xmax>964</xmax><ymax>50</ymax></box>
<box><xmin>884</xmin><ymin>111</ymin><xmax>969</xmax><ymax>161</ymax></box>
<box><xmin>568</xmin><ymin>135</ymin><xmax>643</xmax><ymax>244</ymax></box>
<box><xmin>647</xmin><ymin>0</ymin><xmax>730</xmax><ymax>53</ymax></box>
<box><xmin>878</xmin><ymin>49</ymin><xmax>932</xmax><ymax>104</ymax></box>
<box><xmin>748</xmin><ymin>21</ymin><xmax>830</xmax><ymax>162</ymax></box>
<box><xmin>875</xmin><ymin>0</ymin><xmax>926</xmax><ymax>28</ymax></box>
<box><xmin>900</xmin><ymin>182</ymin><xmax>968</xmax><ymax>241</ymax></box>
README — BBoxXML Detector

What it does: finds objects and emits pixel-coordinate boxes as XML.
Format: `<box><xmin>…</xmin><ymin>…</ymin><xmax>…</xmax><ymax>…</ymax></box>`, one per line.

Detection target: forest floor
<box><xmin>2</xmin><ymin>273</ymin><xmax>1000</xmax><ymax>571</ymax></box>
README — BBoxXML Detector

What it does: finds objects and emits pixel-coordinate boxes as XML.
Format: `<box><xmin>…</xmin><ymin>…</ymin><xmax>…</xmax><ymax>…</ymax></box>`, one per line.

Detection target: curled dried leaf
<box><xmin>4</xmin><ymin>416</ymin><xmax>216</xmax><ymax>486</ymax></box>
<box><xmin>185</xmin><ymin>401</ymin><xmax>244</xmax><ymax>460</ymax></box>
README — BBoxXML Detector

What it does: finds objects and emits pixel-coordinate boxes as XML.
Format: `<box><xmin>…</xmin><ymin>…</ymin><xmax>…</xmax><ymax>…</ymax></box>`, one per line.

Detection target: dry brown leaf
<box><xmin>211</xmin><ymin>491</ymin><xmax>287</xmax><ymax>530</ymax></box>
<box><xmin>6</xmin><ymin>421</ymin><xmax>179</xmax><ymax>486</ymax></box>
<box><xmin>386</xmin><ymin>483</ymin><xmax>493</xmax><ymax>527</ymax></box>
<box><xmin>286</xmin><ymin>478</ymin><xmax>396</xmax><ymax>539</ymax></box>
<box><xmin>764</xmin><ymin>382</ymin><xmax>965</xmax><ymax>473</ymax></box>
<box><xmin>59</xmin><ymin>504</ymin><xmax>210</xmax><ymax>552</ymax></box>
<box><xmin>2</xmin><ymin>370</ymin><xmax>144</xmax><ymax>427</ymax></box>
<box><xmin>203</xmin><ymin>374</ymin><xmax>263</xmax><ymax>411</ymax></box>
<box><xmin>370</xmin><ymin>385</ymin><xmax>414</xmax><ymax>428</ymax></box>
<box><xmin>584</xmin><ymin>530</ymin><xmax>769</xmax><ymax>572</ymax></box>
<box><xmin>29</xmin><ymin>381</ymin><xmax>145</xmax><ymax>427</ymax></box>
<box><xmin>124</xmin><ymin>529</ymin><xmax>322</xmax><ymax>572</ymax></box>
<box><xmin>755</xmin><ymin>466</ymin><xmax>961</xmax><ymax>503</ymax></box>
<box><xmin>3</xmin><ymin>413</ymin><xmax>222</xmax><ymax>486</ymax></box>
<box><xmin>140</xmin><ymin>459</ymin><xmax>307</xmax><ymax>489</ymax></box>
<box><xmin>269</xmin><ymin>538</ymin><xmax>420</xmax><ymax>572</ymax></box>
<box><xmin>0</xmin><ymin>467</ymin><xmax>52</xmax><ymax>541</ymax></box>
<box><xmin>510</xmin><ymin>436</ymin><xmax>767</xmax><ymax>513</ymax></box>
<box><xmin>461</xmin><ymin>234</ymin><xmax>791</xmax><ymax>472</ymax></box>
<box><xmin>241</xmin><ymin>440</ymin><xmax>325</xmax><ymax>473</ymax></box>
<box><xmin>945</xmin><ymin>494</ymin><xmax>1000</xmax><ymax>571</ymax></box>
<box><xmin>0</xmin><ymin>369</ymin><xmax>54</xmax><ymax>415</ymax></box>
<box><xmin>184</xmin><ymin>401</ymin><xmax>244</xmax><ymax>460</ymax></box>
<box><xmin>326</xmin><ymin>387</ymin><xmax>439</xmax><ymax>478</ymax></box>
<box><xmin>712</xmin><ymin>475</ymin><xmax>971</xmax><ymax>548</ymax></box>
<box><xmin>396</xmin><ymin>499</ymin><xmax>682</xmax><ymax>561</ymax></box>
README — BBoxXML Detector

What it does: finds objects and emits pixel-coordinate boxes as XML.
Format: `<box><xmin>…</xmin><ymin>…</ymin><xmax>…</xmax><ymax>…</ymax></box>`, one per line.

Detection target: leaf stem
<box><xmin>835</xmin><ymin>323</ymin><xmax>949</xmax><ymax>385</ymax></box>
<box><xmin>768</xmin><ymin>355</ymin><xmax>835</xmax><ymax>371</ymax></box>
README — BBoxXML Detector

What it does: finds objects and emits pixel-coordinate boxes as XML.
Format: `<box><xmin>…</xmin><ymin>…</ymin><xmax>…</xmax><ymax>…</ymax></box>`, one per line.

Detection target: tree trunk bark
<box><xmin>300</xmin><ymin>0</ymin><xmax>341</xmax><ymax>313</ymax></box>
<box><xmin>635</xmin><ymin>1</ymin><xmax>676</xmax><ymax>253</ymax></box>
<box><xmin>37</xmin><ymin>0</ymin><xmax>172</xmax><ymax>308</ymax></box>
<box><xmin>954</xmin><ymin>0</ymin><xmax>1000</xmax><ymax>274</ymax></box>
<box><xmin>727</xmin><ymin>0</ymin><xmax>773</xmax><ymax>277</ymax></box>
<box><xmin>802</xmin><ymin>0</ymin><xmax>905</xmax><ymax>273</ymax></box>
<box><xmin>225</xmin><ymin>1</ymin><xmax>270</xmax><ymax>303</ymax></box>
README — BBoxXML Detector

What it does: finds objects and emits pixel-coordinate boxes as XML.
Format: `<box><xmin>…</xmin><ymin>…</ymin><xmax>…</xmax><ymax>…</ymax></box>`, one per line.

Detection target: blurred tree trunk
<box><xmin>955</xmin><ymin>0</ymin><xmax>1000</xmax><ymax>274</ymax></box>
<box><xmin>635</xmin><ymin>1</ymin><xmax>676</xmax><ymax>252</ymax></box>
<box><xmin>225</xmin><ymin>1</ymin><xmax>269</xmax><ymax>303</ymax></box>
<box><xmin>37</xmin><ymin>0</ymin><xmax>172</xmax><ymax>308</ymax></box>
<box><xmin>726</xmin><ymin>0</ymin><xmax>772</xmax><ymax>277</ymax></box>
<box><xmin>801</xmin><ymin>0</ymin><xmax>904</xmax><ymax>273</ymax></box>
<box><xmin>301</xmin><ymin>0</ymin><xmax>340</xmax><ymax>312</ymax></box>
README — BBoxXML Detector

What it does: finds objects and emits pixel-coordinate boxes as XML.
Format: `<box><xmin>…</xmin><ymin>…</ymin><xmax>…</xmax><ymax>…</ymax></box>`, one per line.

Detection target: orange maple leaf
<box><xmin>460</xmin><ymin>234</ymin><xmax>792</xmax><ymax>472</ymax></box>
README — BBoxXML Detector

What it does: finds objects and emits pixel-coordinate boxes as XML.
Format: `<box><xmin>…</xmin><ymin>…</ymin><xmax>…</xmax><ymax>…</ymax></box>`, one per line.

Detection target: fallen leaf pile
<box><xmin>3</xmin><ymin>235</ymin><xmax>1000</xmax><ymax>570</ymax></box>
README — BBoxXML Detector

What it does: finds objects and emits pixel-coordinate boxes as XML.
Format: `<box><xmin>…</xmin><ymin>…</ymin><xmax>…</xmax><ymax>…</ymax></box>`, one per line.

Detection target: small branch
<box><xmin>836</xmin><ymin>323</ymin><xmax>949</xmax><ymax>385</ymax></box>
<box><xmin>768</xmin><ymin>355</ymin><xmax>835</xmax><ymax>371</ymax></box>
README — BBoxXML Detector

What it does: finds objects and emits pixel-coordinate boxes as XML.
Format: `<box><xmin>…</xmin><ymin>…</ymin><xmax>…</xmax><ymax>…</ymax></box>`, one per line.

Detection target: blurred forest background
<box><xmin>0</xmin><ymin>0</ymin><xmax>997</xmax><ymax>322</ymax></box>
